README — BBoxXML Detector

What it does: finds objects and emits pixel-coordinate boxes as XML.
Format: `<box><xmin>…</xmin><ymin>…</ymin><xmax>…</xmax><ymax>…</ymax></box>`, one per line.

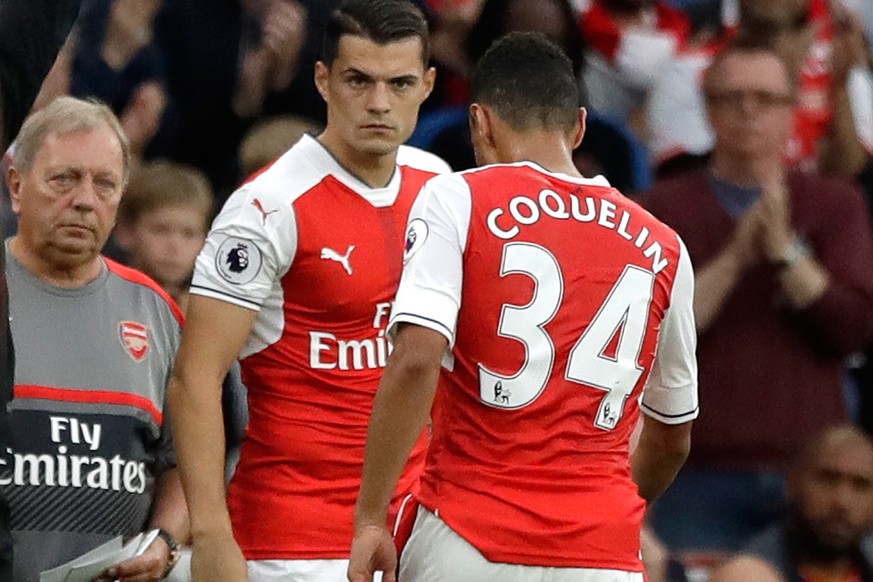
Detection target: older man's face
<box><xmin>8</xmin><ymin>124</ymin><xmax>125</xmax><ymax>271</ymax></box>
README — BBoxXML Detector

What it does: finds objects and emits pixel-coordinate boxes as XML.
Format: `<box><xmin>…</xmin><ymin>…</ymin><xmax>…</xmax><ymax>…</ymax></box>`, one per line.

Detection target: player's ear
<box><xmin>469</xmin><ymin>103</ymin><xmax>496</xmax><ymax>149</ymax></box>
<box><xmin>571</xmin><ymin>107</ymin><xmax>587</xmax><ymax>150</ymax></box>
<box><xmin>314</xmin><ymin>61</ymin><xmax>330</xmax><ymax>102</ymax></box>
<box><xmin>421</xmin><ymin>66</ymin><xmax>436</xmax><ymax>101</ymax></box>
<box><xmin>7</xmin><ymin>166</ymin><xmax>23</xmax><ymax>215</ymax></box>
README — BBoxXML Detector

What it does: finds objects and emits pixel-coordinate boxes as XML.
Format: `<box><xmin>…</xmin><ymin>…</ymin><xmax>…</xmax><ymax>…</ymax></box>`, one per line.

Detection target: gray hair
<box><xmin>12</xmin><ymin>96</ymin><xmax>131</xmax><ymax>185</ymax></box>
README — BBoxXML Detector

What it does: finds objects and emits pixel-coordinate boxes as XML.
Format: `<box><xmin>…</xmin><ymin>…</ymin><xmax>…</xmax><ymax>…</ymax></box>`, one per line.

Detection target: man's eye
<box><xmin>392</xmin><ymin>79</ymin><xmax>415</xmax><ymax>89</ymax></box>
<box><xmin>51</xmin><ymin>173</ymin><xmax>75</xmax><ymax>186</ymax></box>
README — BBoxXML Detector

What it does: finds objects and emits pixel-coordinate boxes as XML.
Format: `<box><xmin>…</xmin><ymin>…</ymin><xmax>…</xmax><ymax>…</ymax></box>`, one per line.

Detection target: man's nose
<box><xmin>71</xmin><ymin>176</ymin><xmax>99</xmax><ymax>210</ymax></box>
<box><xmin>367</xmin><ymin>82</ymin><xmax>391</xmax><ymax>113</ymax></box>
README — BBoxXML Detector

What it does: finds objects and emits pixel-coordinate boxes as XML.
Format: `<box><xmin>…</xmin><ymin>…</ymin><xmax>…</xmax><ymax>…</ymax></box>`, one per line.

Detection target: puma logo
<box><xmin>252</xmin><ymin>199</ymin><xmax>279</xmax><ymax>225</ymax></box>
<box><xmin>320</xmin><ymin>245</ymin><xmax>355</xmax><ymax>275</ymax></box>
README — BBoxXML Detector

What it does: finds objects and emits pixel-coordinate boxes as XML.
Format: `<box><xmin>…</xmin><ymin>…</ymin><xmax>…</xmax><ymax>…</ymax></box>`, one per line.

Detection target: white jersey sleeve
<box><xmin>640</xmin><ymin>237</ymin><xmax>699</xmax><ymax>424</ymax></box>
<box><xmin>190</xmin><ymin>180</ymin><xmax>298</xmax><ymax>312</ymax></box>
<box><xmin>388</xmin><ymin>173</ymin><xmax>472</xmax><ymax>345</ymax></box>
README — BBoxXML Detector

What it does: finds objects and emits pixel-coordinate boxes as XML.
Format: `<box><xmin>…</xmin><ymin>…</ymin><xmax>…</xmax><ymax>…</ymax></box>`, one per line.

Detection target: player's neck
<box><xmin>317</xmin><ymin>132</ymin><xmax>397</xmax><ymax>189</ymax></box>
<box><xmin>502</xmin><ymin>134</ymin><xmax>581</xmax><ymax>178</ymax></box>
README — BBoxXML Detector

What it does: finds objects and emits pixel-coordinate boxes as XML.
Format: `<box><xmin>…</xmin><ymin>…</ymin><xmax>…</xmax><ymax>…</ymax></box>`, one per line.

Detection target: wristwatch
<box><xmin>156</xmin><ymin>528</ymin><xmax>181</xmax><ymax>579</ymax></box>
<box><xmin>774</xmin><ymin>237</ymin><xmax>811</xmax><ymax>270</ymax></box>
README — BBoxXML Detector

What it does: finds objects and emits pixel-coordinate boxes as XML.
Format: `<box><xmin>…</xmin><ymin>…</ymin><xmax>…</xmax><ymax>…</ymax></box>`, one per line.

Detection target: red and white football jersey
<box><xmin>191</xmin><ymin>134</ymin><xmax>450</xmax><ymax>559</ymax></box>
<box><xmin>390</xmin><ymin>162</ymin><xmax>698</xmax><ymax>570</ymax></box>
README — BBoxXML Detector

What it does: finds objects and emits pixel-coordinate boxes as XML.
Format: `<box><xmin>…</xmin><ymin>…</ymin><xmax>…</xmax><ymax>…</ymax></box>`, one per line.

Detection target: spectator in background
<box><xmin>577</xmin><ymin>0</ymin><xmax>692</xmax><ymax>130</ymax></box>
<box><xmin>238</xmin><ymin>115</ymin><xmax>322</xmax><ymax>180</ymax></box>
<box><xmin>711</xmin><ymin>425</ymin><xmax>873</xmax><ymax>582</ymax></box>
<box><xmin>114</xmin><ymin>159</ymin><xmax>212</xmax><ymax>312</ymax></box>
<box><xmin>647</xmin><ymin>0</ymin><xmax>873</xmax><ymax>181</ymax></box>
<box><xmin>232</xmin><ymin>0</ymin><xmax>308</xmax><ymax>119</ymax></box>
<box><xmin>153</xmin><ymin>0</ymin><xmax>309</xmax><ymax>200</ymax></box>
<box><xmin>426</xmin><ymin>0</ymin><xmax>585</xmax><ymax>110</ymax></box>
<box><xmin>741</xmin><ymin>0</ymin><xmax>872</xmax><ymax>178</ymax></box>
<box><xmin>0</xmin><ymin>0</ymin><xmax>84</xmax><ymax>577</ymax></box>
<box><xmin>114</xmin><ymin>157</ymin><xmax>250</xmax><ymax>493</ymax></box>
<box><xmin>71</xmin><ymin>0</ymin><xmax>167</xmax><ymax>158</ymax></box>
<box><xmin>2</xmin><ymin>96</ymin><xmax>187</xmax><ymax>582</ymax></box>
<box><xmin>643</xmin><ymin>35</ymin><xmax>873</xmax><ymax>557</ymax></box>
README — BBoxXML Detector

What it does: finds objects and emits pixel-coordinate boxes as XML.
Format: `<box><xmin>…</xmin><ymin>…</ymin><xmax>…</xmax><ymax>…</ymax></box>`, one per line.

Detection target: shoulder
<box><xmin>238</xmin><ymin>139</ymin><xmax>329</xmax><ymax>207</ymax></box>
<box><xmin>643</xmin><ymin>170</ymin><xmax>710</xmax><ymax>204</ymax></box>
<box><xmin>788</xmin><ymin>171</ymin><xmax>864</xmax><ymax>205</ymax></box>
<box><xmin>103</xmin><ymin>259</ymin><xmax>184</xmax><ymax>327</ymax></box>
<box><xmin>639</xmin><ymin>170</ymin><xmax>712</xmax><ymax>230</ymax></box>
<box><xmin>397</xmin><ymin>145</ymin><xmax>452</xmax><ymax>175</ymax></box>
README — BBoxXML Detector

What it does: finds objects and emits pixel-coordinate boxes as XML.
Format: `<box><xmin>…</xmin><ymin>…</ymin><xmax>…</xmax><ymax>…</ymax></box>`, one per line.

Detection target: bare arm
<box><xmin>631</xmin><ymin>415</ymin><xmax>692</xmax><ymax>502</ymax></box>
<box><xmin>149</xmin><ymin>468</ymin><xmax>189</xmax><ymax>543</ymax></box>
<box><xmin>820</xmin><ymin>77</ymin><xmax>870</xmax><ymax>179</ymax></box>
<box><xmin>349</xmin><ymin>324</ymin><xmax>447</xmax><ymax>582</ymax></box>
<box><xmin>168</xmin><ymin>295</ymin><xmax>258</xmax><ymax>581</ymax></box>
<box><xmin>819</xmin><ymin>8</ymin><xmax>871</xmax><ymax>179</ymax></box>
<box><xmin>694</xmin><ymin>204</ymin><xmax>761</xmax><ymax>333</ymax></box>
<box><xmin>693</xmin><ymin>245</ymin><xmax>745</xmax><ymax>333</ymax></box>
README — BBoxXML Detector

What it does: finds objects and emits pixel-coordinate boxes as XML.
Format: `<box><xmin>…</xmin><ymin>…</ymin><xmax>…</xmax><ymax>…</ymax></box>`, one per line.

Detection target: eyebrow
<box><xmin>341</xmin><ymin>67</ymin><xmax>420</xmax><ymax>83</ymax></box>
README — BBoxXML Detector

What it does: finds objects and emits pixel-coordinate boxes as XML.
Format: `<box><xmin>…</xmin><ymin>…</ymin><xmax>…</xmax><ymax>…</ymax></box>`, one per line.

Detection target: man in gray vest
<box><xmin>1</xmin><ymin>96</ymin><xmax>187</xmax><ymax>581</ymax></box>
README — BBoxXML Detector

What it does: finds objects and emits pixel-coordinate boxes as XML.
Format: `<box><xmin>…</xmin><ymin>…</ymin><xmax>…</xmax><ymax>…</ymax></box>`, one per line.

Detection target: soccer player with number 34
<box><xmin>349</xmin><ymin>32</ymin><xmax>700</xmax><ymax>582</ymax></box>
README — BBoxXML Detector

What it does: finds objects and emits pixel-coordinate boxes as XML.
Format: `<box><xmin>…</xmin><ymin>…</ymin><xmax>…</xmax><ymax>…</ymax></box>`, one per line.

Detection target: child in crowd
<box><xmin>115</xmin><ymin>159</ymin><xmax>213</xmax><ymax>312</ymax></box>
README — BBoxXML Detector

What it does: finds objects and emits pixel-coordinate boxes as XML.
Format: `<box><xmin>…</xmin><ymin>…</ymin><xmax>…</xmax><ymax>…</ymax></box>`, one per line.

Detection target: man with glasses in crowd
<box><xmin>643</xmin><ymin>34</ymin><xmax>873</xmax><ymax>556</ymax></box>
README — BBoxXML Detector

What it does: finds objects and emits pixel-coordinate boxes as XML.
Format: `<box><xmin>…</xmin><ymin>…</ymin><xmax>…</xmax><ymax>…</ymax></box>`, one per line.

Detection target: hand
<box><xmin>121</xmin><ymin>81</ymin><xmax>167</xmax><ymax>155</ymax></box>
<box><xmin>727</xmin><ymin>202</ymin><xmax>764</xmax><ymax>268</ymax></box>
<box><xmin>102</xmin><ymin>0</ymin><xmax>161</xmax><ymax>69</ymax></box>
<box><xmin>261</xmin><ymin>0</ymin><xmax>307</xmax><ymax>91</ymax></box>
<box><xmin>94</xmin><ymin>535</ymin><xmax>170</xmax><ymax>582</ymax></box>
<box><xmin>348</xmin><ymin>525</ymin><xmax>397</xmax><ymax>582</ymax></box>
<box><xmin>756</xmin><ymin>174</ymin><xmax>796</xmax><ymax>263</ymax></box>
<box><xmin>831</xmin><ymin>5</ymin><xmax>869</xmax><ymax>84</ymax></box>
<box><xmin>190</xmin><ymin>531</ymin><xmax>247</xmax><ymax>582</ymax></box>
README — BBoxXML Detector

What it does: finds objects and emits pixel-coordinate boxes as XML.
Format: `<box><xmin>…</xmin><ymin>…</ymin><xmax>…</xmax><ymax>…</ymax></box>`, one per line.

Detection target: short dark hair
<box><xmin>471</xmin><ymin>32</ymin><xmax>581</xmax><ymax>133</ymax></box>
<box><xmin>322</xmin><ymin>0</ymin><xmax>430</xmax><ymax>66</ymax></box>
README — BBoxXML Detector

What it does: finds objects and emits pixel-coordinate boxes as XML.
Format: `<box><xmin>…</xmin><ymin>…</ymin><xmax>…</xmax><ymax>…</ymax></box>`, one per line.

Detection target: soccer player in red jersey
<box><xmin>349</xmin><ymin>32</ymin><xmax>699</xmax><ymax>582</ymax></box>
<box><xmin>167</xmin><ymin>1</ymin><xmax>449</xmax><ymax>580</ymax></box>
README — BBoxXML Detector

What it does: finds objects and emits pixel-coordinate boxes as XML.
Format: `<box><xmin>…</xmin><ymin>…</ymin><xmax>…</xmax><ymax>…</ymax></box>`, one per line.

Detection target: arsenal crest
<box><xmin>119</xmin><ymin>321</ymin><xmax>150</xmax><ymax>362</ymax></box>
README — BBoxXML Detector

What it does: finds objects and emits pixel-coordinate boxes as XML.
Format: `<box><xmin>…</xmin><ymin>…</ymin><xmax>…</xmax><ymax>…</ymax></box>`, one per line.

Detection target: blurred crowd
<box><xmin>3</xmin><ymin>0</ymin><xmax>873</xmax><ymax>580</ymax></box>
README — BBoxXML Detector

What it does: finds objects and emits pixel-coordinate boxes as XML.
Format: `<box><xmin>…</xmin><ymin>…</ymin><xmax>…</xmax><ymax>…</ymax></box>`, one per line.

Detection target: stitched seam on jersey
<box><xmin>640</xmin><ymin>401</ymin><xmax>698</xmax><ymax>419</ymax></box>
<box><xmin>189</xmin><ymin>284</ymin><xmax>262</xmax><ymax>309</ymax></box>
<box><xmin>391</xmin><ymin>313</ymin><xmax>454</xmax><ymax>340</ymax></box>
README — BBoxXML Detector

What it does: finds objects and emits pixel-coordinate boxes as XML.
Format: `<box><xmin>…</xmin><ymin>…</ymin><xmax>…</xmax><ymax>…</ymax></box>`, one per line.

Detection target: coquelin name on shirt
<box><xmin>487</xmin><ymin>189</ymin><xmax>670</xmax><ymax>273</ymax></box>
